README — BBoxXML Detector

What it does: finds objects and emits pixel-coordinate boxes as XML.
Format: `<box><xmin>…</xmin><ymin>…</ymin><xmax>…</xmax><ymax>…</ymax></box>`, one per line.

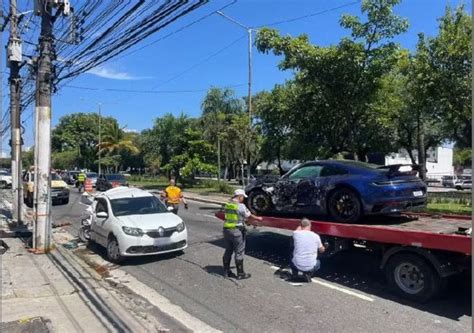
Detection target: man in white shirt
<box><xmin>290</xmin><ymin>218</ymin><xmax>326</xmax><ymax>282</ymax></box>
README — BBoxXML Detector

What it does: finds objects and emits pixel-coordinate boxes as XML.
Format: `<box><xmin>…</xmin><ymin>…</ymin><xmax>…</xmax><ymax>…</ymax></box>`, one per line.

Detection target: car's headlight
<box><xmin>176</xmin><ymin>222</ymin><xmax>185</xmax><ymax>232</ymax></box>
<box><xmin>122</xmin><ymin>226</ymin><xmax>144</xmax><ymax>237</ymax></box>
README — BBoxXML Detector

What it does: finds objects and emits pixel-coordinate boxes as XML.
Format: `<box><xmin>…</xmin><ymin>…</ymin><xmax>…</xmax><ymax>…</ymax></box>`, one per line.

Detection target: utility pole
<box><xmin>34</xmin><ymin>0</ymin><xmax>54</xmax><ymax>252</ymax></box>
<box><xmin>0</xmin><ymin>10</ymin><xmax>4</xmax><ymax>164</ymax></box>
<box><xmin>98</xmin><ymin>102</ymin><xmax>101</xmax><ymax>175</ymax></box>
<box><xmin>216</xmin><ymin>11</ymin><xmax>254</xmax><ymax>186</ymax></box>
<box><xmin>246</xmin><ymin>28</ymin><xmax>253</xmax><ymax>186</ymax></box>
<box><xmin>7</xmin><ymin>0</ymin><xmax>23</xmax><ymax>224</ymax></box>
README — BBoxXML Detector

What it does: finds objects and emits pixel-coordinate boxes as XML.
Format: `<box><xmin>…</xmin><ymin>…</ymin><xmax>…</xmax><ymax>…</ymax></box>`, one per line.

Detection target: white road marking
<box><xmin>108</xmin><ymin>270</ymin><xmax>221</xmax><ymax>332</ymax></box>
<box><xmin>269</xmin><ymin>265</ymin><xmax>374</xmax><ymax>302</ymax></box>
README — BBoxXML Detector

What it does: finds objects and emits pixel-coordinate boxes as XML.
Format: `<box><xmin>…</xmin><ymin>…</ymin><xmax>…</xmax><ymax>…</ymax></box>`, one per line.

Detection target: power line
<box><xmin>152</xmin><ymin>34</ymin><xmax>246</xmax><ymax>90</ymax></box>
<box><xmin>109</xmin><ymin>0</ymin><xmax>239</xmax><ymax>64</ymax></box>
<box><xmin>63</xmin><ymin>83</ymin><xmax>246</xmax><ymax>94</ymax></box>
<box><xmin>258</xmin><ymin>0</ymin><xmax>361</xmax><ymax>28</ymax></box>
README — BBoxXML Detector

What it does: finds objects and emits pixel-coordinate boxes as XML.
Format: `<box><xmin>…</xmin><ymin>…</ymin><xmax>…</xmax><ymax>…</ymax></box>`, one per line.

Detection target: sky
<box><xmin>0</xmin><ymin>0</ymin><xmax>471</xmax><ymax>155</ymax></box>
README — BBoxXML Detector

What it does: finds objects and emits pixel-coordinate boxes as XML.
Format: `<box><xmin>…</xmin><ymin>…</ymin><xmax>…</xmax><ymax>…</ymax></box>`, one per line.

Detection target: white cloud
<box><xmin>87</xmin><ymin>66</ymin><xmax>150</xmax><ymax>80</ymax></box>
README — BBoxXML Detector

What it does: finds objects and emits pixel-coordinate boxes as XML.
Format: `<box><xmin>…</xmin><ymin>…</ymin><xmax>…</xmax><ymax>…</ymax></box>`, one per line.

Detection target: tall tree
<box><xmin>430</xmin><ymin>5</ymin><xmax>471</xmax><ymax>148</ymax></box>
<box><xmin>200</xmin><ymin>87</ymin><xmax>244</xmax><ymax>180</ymax></box>
<box><xmin>256</xmin><ymin>0</ymin><xmax>408</xmax><ymax>160</ymax></box>
<box><xmin>99</xmin><ymin>122</ymin><xmax>139</xmax><ymax>172</ymax></box>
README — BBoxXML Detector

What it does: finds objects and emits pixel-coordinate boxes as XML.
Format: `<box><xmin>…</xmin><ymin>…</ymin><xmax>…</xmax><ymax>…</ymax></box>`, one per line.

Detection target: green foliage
<box><xmin>52</xmin><ymin>150</ymin><xmax>78</xmax><ymax>170</ymax></box>
<box><xmin>22</xmin><ymin>148</ymin><xmax>34</xmax><ymax>169</ymax></box>
<box><xmin>256</xmin><ymin>0</ymin><xmax>409</xmax><ymax>160</ymax></box>
<box><xmin>453</xmin><ymin>148</ymin><xmax>472</xmax><ymax>167</ymax></box>
<box><xmin>52</xmin><ymin>113</ymin><xmax>112</xmax><ymax>169</ymax></box>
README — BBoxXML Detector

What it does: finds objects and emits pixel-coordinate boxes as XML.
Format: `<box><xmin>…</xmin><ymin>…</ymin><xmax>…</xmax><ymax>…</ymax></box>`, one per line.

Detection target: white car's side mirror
<box><xmin>80</xmin><ymin>193</ymin><xmax>94</xmax><ymax>205</ymax></box>
<box><xmin>167</xmin><ymin>206</ymin><xmax>174</xmax><ymax>212</ymax></box>
<box><xmin>96</xmin><ymin>211</ymin><xmax>108</xmax><ymax>219</ymax></box>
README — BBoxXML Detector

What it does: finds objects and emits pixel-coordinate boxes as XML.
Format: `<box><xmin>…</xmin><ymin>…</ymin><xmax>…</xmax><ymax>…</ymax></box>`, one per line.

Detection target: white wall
<box><xmin>385</xmin><ymin>147</ymin><xmax>454</xmax><ymax>180</ymax></box>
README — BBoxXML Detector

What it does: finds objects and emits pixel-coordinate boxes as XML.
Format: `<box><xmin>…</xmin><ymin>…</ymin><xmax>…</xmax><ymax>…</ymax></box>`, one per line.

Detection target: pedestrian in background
<box><xmin>163</xmin><ymin>178</ymin><xmax>188</xmax><ymax>214</ymax></box>
<box><xmin>223</xmin><ymin>189</ymin><xmax>263</xmax><ymax>279</ymax></box>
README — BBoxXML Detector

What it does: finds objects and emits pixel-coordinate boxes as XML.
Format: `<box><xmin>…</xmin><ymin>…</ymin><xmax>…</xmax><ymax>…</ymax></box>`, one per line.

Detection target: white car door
<box><xmin>92</xmin><ymin>198</ymin><xmax>110</xmax><ymax>246</ymax></box>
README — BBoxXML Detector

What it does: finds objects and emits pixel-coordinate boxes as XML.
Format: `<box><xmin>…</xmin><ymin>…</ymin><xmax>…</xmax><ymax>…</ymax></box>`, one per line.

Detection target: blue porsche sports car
<box><xmin>244</xmin><ymin>160</ymin><xmax>427</xmax><ymax>223</ymax></box>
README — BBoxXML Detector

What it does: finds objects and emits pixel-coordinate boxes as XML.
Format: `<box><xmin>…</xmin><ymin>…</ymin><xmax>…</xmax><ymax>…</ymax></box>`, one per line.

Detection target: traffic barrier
<box><xmin>85</xmin><ymin>179</ymin><xmax>93</xmax><ymax>192</ymax></box>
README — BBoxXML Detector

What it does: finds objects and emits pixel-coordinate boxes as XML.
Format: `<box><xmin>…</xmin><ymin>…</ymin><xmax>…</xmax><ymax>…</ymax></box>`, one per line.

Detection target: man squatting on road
<box><xmin>223</xmin><ymin>189</ymin><xmax>263</xmax><ymax>279</ymax></box>
<box><xmin>291</xmin><ymin>218</ymin><xmax>327</xmax><ymax>282</ymax></box>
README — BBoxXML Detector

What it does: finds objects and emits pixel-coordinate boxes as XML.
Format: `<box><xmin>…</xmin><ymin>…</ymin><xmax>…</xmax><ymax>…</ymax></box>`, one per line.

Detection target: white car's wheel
<box><xmin>106</xmin><ymin>236</ymin><xmax>124</xmax><ymax>264</ymax></box>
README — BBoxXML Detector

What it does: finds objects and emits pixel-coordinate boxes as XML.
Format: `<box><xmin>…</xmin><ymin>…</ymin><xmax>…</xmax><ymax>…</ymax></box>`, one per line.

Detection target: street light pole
<box><xmin>217</xmin><ymin>11</ymin><xmax>255</xmax><ymax>186</ymax></box>
<box><xmin>98</xmin><ymin>103</ymin><xmax>102</xmax><ymax>175</ymax></box>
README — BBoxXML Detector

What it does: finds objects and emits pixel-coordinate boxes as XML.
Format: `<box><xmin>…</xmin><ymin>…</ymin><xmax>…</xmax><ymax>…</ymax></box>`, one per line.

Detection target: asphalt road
<box><xmin>52</xmin><ymin>190</ymin><xmax>472</xmax><ymax>333</ymax></box>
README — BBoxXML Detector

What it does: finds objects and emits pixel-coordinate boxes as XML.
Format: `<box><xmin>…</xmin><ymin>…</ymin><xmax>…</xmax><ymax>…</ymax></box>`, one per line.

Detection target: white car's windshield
<box><xmin>110</xmin><ymin>196</ymin><xmax>168</xmax><ymax>216</ymax></box>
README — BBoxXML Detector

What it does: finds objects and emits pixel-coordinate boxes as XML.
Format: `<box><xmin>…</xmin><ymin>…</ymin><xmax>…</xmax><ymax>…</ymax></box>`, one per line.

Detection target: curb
<box><xmin>184</xmin><ymin>196</ymin><xmax>226</xmax><ymax>206</ymax></box>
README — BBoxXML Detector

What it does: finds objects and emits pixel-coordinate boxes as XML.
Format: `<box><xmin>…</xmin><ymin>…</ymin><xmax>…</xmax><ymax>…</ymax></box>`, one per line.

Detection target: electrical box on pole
<box><xmin>6</xmin><ymin>39</ymin><xmax>21</xmax><ymax>65</ymax></box>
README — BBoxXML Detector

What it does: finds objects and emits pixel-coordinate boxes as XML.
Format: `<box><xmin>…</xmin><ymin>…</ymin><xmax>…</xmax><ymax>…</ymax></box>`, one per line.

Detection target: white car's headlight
<box><xmin>122</xmin><ymin>226</ymin><xmax>144</xmax><ymax>237</ymax></box>
<box><xmin>176</xmin><ymin>222</ymin><xmax>185</xmax><ymax>233</ymax></box>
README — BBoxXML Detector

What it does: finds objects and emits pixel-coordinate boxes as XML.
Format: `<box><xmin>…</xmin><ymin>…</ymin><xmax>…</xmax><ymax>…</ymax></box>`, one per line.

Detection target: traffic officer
<box><xmin>223</xmin><ymin>189</ymin><xmax>262</xmax><ymax>279</ymax></box>
<box><xmin>163</xmin><ymin>178</ymin><xmax>188</xmax><ymax>214</ymax></box>
<box><xmin>77</xmin><ymin>171</ymin><xmax>86</xmax><ymax>192</ymax></box>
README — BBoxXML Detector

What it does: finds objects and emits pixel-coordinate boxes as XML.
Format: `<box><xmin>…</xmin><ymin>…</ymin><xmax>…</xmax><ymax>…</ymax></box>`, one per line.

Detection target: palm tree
<box><xmin>99</xmin><ymin>122</ymin><xmax>139</xmax><ymax>172</ymax></box>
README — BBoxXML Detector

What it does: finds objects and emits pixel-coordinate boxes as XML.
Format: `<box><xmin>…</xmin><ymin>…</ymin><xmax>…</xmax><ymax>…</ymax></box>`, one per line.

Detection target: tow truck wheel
<box><xmin>248</xmin><ymin>190</ymin><xmax>272</xmax><ymax>214</ymax></box>
<box><xmin>385</xmin><ymin>253</ymin><xmax>441</xmax><ymax>302</ymax></box>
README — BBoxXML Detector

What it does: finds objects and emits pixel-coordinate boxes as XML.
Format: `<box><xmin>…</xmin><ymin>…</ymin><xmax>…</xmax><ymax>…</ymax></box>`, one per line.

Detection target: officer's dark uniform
<box><xmin>222</xmin><ymin>200</ymin><xmax>251</xmax><ymax>279</ymax></box>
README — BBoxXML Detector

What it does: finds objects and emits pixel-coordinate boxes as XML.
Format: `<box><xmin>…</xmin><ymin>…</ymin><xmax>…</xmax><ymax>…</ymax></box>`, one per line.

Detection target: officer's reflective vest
<box><xmin>78</xmin><ymin>173</ymin><xmax>86</xmax><ymax>182</ymax></box>
<box><xmin>223</xmin><ymin>202</ymin><xmax>239</xmax><ymax>229</ymax></box>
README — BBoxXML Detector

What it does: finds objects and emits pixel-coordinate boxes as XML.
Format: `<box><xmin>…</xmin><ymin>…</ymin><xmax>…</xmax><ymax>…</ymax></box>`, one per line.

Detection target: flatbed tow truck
<box><xmin>216</xmin><ymin>211</ymin><xmax>471</xmax><ymax>302</ymax></box>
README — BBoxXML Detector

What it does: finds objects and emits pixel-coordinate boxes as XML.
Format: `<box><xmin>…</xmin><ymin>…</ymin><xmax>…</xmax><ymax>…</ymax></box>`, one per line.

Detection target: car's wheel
<box><xmin>248</xmin><ymin>189</ymin><xmax>272</xmax><ymax>214</ymax></box>
<box><xmin>455</xmin><ymin>186</ymin><xmax>462</xmax><ymax>191</ymax></box>
<box><xmin>106</xmin><ymin>235</ymin><xmax>124</xmax><ymax>264</ymax></box>
<box><xmin>327</xmin><ymin>187</ymin><xmax>362</xmax><ymax>223</ymax></box>
<box><xmin>385</xmin><ymin>253</ymin><xmax>442</xmax><ymax>302</ymax></box>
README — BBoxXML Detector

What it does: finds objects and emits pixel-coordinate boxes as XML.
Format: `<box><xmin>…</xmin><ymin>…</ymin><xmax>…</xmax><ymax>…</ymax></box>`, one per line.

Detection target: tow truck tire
<box><xmin>248</xmin><ymin>190</ymin><xmax>272</xmax><ymax>214</ymax></box>
<box><xmin>385</xmin><ymin>253</ymin><xmax>441</xmax><ymax>302</ymax></box>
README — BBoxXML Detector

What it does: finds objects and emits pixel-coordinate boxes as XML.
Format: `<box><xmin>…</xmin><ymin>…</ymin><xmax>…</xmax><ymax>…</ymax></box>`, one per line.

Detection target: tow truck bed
<box><xmin>216</xmin><ymin>212</ymin><xmax>471</xmax><ymax>254</ymax></box>
<box><xmin>215</xmin><ymin>211</ymin><xmax>471</xmax><ymax>301</ymax></box>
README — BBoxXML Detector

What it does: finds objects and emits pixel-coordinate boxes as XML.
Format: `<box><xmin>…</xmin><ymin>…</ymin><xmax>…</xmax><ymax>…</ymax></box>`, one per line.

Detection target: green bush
<box><xmin>214</xmin><ymin>182</ymin><xmax>235</xmax><ymax>195</ymax></box>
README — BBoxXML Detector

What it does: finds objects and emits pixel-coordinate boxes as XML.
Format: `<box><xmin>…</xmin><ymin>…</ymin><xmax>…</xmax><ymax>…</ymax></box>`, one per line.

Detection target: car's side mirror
<box><xmin>96</xmin><ymin>211</ymin><xmax>108</xmax><ymax>219</ymax></box>
<box><xmin>167</xmin><ymin>206</ymin><xmax>174</xmax><ymax>212</ymax></box>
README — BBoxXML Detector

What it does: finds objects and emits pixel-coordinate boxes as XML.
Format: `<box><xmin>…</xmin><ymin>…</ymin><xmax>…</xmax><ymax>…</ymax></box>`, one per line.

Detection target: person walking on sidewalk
<box><xmin>163</xmin><ymin>178</ymin><xmax>188</xmax><ymax>214</ymax></box>
<box><xmin>223</xmin><ymin>189</ymin><xmax>263</xmax><ymax>279</ymax></box>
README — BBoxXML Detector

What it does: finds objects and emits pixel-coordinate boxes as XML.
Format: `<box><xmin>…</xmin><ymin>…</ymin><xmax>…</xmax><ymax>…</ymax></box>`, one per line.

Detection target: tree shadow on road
<box><xmin>208</xmin><ymin>230</ymin><xmax>471</xmax><ymax>321</ymax></box>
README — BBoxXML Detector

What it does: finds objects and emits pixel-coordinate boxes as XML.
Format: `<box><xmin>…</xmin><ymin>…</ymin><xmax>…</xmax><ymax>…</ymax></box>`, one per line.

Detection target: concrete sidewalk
<box><xmin>1</xmin><ymin>236</ymin><xmax>161</xmax><ymax>332</ymax></box>
<box><xmin>0</xmin><ymin>191</ymin><xmax>164</xmax><ymax>333</ymax></box>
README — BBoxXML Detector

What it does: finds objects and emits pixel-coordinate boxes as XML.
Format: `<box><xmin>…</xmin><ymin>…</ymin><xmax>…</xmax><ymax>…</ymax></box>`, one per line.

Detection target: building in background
<box><xmin>385</xmin><ymin>146</ymin><xmax>454</xmax><ymax>180</ymax></box>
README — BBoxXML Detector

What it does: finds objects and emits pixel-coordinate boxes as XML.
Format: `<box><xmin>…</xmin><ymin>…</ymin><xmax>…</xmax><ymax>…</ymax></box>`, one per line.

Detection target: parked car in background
<box><xmin>96</xmin><ymin>174</ymin><xmax>128</xmax><ymax>191</ymax></box>
<box><xmin>454</xmin><ymin>178</ymin><xmax>472</xmax><ymax>191</ymax></box>
<box><xmin>245</xmin><ymin>160</ymin><xmax>427</xmax><ymax>223</ymax></box>
<box><xmin>441</xmin><ymin>175</ymin><xmax>457</xmax><ymax>188</ymax></box>
<box><xmin>81</xmin><ymin>187</ymin><xmax>187</xmax><ymax>263</ymax></box>
<box><xmin>0</xmin><ymin>169</ymin><xmax>12</xmax><ymax>189</ymax></box>
<box><xmin>62</xmin><ymin>170</ymin><xmax>79</xmax><ymax>185</ymax></box>
<box><xmin>23</xmin><ymin>169</ymin><xmax>70</xmax><ymax>207</ymax></box>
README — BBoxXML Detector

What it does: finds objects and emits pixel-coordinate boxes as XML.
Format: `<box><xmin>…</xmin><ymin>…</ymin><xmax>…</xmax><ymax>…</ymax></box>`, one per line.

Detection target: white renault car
<box><xmin>83</xmin><ymin>187</ymin><xmax>187</xmax><ymax>263</ymax></box>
